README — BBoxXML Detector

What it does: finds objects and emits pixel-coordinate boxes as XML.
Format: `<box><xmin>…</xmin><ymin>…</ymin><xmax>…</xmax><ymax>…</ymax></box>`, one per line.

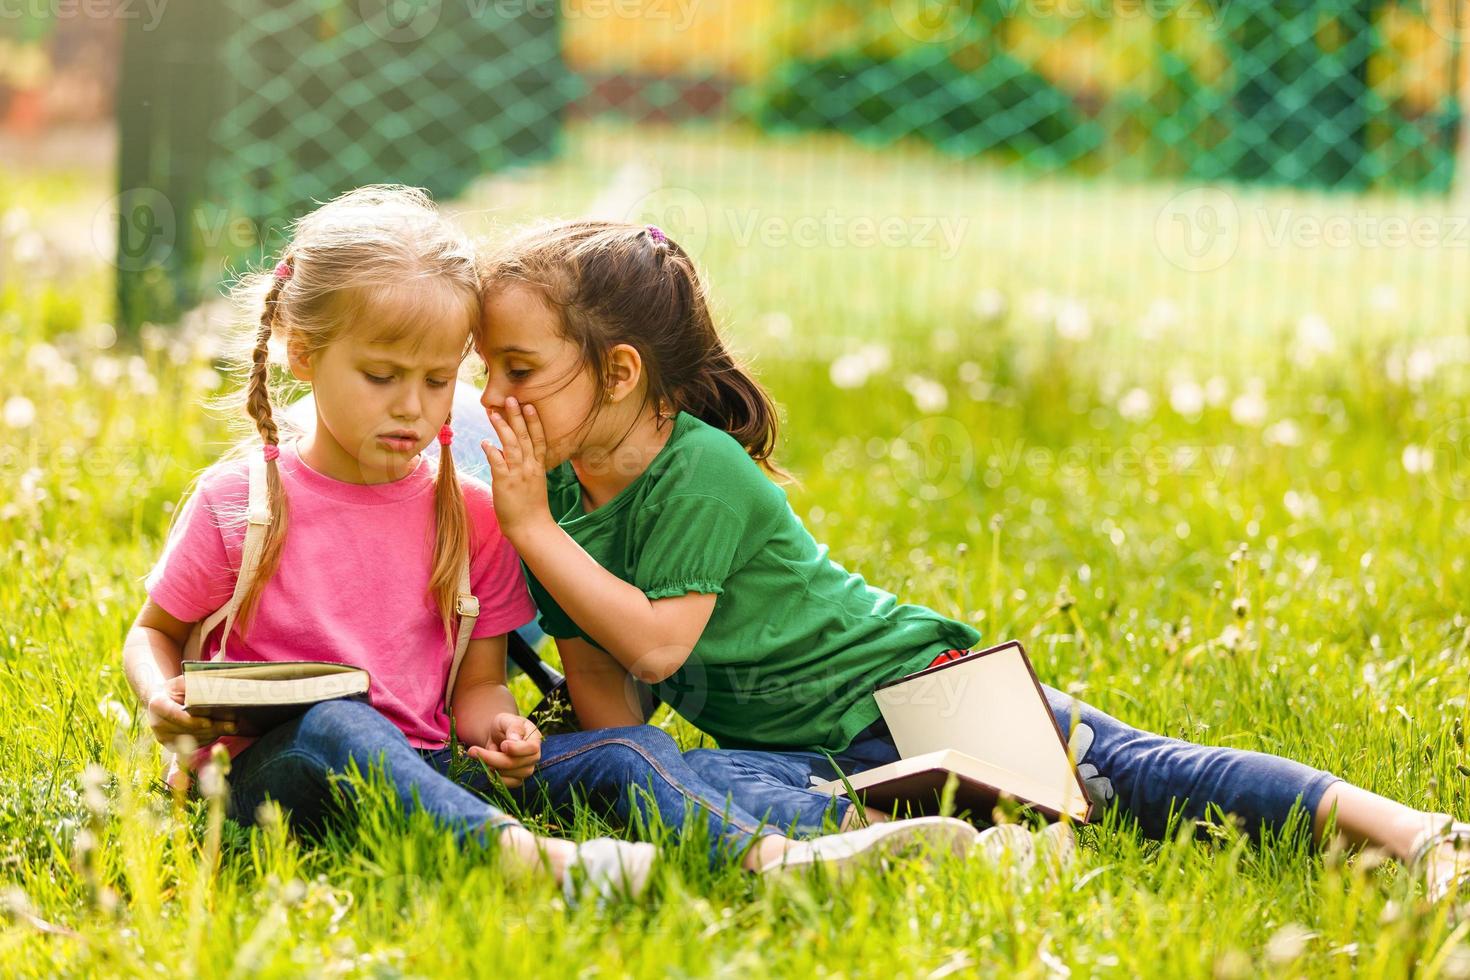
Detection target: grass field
<box><xmin>2</xmin><ymin>121</ymin><xmax>1470</xmax><ymax>976</ymax></box>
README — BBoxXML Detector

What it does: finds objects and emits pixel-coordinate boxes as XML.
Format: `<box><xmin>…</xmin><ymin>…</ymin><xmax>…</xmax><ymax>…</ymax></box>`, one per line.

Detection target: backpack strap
<box><xmin>182</xmin><ymin>451</ymin><xmax>273</xmax><ymax>663</ymax></box>
<box><xmin>443</xmin><ymin>556</ymin><xmax>479</xmax><ymax>714</ymax></box>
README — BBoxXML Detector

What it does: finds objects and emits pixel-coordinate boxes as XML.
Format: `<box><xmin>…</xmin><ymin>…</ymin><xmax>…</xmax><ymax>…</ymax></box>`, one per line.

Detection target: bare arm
<box><xmin>122</xmin><ymin>599</ymin><xmax>237</xmax><ymax>744</ymax></box>
<box><xmin>556</xmin><ymin>635</ymin><xmax>648</xmax><ymax>729</ymax></box>
<box><xmin>511</xmin><ymin>522</ymin><xmax>717</xmax><ymax>682</ymax></box>
<box><xmin>451</xmin><ymin>634</ymin><xmax>542</xmax><ymax>788</ymax></box>
<box><xmin>485</xmin><ymin>401</ymin><xmax>716</xmax><ymax>682</ymax></box>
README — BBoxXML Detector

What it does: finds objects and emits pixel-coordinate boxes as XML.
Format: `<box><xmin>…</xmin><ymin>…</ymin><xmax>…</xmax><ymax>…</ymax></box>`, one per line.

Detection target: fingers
<box><xmin>468</xmin><ymin>744</ymin><xmax>519</xmax><ymax>771</ymax></box>
<box><xmin>481</xmin><ymin>439</ymin><xmax>507</xmax><ymax>479</ymax></box>
<box><xmin>498</xmin><ymin>714</ymin><xmax>543</xmax><ymax>745</ymax></box>
<box><xmin>497</xmin><ymin>737</ymin><xmax>541</xmax><ymax>762</ymax></box>
<box><xmin>149</xmin><ymin>693</ymin><xmax>218</xmax><ymax>735</ymax></box>
<box><xmin>467</xmin><ymin>744</ymin><xmax>538</xmax><ymax>785</ymax></box>
<box><xmin>523</xmin><ymin>403</ymin><xmax>548</xmax><ymax>464</ymax></box>
<box><xmin>504</xmin><ymin>397</ymin><xmax>534</xmax><ymax>459</ymax></box>
<box><xmin>487</xmin><ymin>410</ymin><xmax>522</xmax><ymax>469</ymax></box>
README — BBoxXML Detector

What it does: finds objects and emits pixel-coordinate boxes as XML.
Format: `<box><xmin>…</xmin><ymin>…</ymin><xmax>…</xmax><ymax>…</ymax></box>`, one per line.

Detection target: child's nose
<box><xmin>392</xmin><ymin>387</ymin><xmax>423</xmax><ymax>420</ymax></box>
<box><xmin>479</xmin><ymin>385</ymin><xmax>504</xmax><ymax>414</ymax></box>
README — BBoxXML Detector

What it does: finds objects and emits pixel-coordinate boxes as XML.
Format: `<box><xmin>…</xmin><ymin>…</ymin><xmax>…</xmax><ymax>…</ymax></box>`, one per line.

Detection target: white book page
<box><xmin>874</xmin><ymin>644</ymin><xmax>1085</xmax><ymax>806</ymax></box>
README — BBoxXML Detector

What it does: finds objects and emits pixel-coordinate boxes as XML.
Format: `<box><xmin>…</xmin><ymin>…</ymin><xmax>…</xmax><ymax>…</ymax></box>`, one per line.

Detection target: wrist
<box><xmin>503</xmin><ymin>510</ymin><xmax>558</xmax><ymax>548</ymax></box>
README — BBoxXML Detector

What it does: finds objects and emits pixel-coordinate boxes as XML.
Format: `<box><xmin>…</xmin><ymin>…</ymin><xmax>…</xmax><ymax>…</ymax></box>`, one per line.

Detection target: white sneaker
<box><xmin>1408</xmin><ymin>815</ymin><xmax>1470</xmax><ymax>906</ymax></box>
<box><xmin>563</xmin><ymin>838</ymin><xmax>657</xmax><ymax>905</ymax></box>
<box><xmin>1036</xmin><ymin>821</ymin><xmax>1079</xmax><ymax>877</ymax></box>
<box><xmin>973</xmin><ymin>823</ymin><xmax>1035</xmax><ymax>872</ymax></box>
<box><xmin>759</xmin><ymin>815</ymin><xmax>978</xmax><ymax>880</ymax></box>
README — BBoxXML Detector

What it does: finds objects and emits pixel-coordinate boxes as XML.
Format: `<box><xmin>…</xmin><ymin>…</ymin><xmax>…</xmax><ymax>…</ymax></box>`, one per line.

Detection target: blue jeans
<box><xmin>225</xmin><ymin>699</ymin><xmax>778</xmax><ymax>865</ymax></box>
<box><xmin>684</xmin><ymin>683</ymin><xmax>1344</xmax><ymax>845</ymax></box>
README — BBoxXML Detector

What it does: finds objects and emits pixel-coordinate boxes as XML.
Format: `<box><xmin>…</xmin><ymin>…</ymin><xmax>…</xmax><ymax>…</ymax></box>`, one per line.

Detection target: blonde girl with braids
<box><xmin>120</xmin><ymin>187</ymin><xmax>657</xmax><ymax>900</ymax></box>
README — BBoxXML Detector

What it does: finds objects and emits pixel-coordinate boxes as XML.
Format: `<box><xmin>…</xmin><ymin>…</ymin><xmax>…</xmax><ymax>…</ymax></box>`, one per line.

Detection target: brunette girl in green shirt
<box><xmin>475</xmin><ymin>220</ymin><xmax>1469</xmax><ymax>902</ymax></box>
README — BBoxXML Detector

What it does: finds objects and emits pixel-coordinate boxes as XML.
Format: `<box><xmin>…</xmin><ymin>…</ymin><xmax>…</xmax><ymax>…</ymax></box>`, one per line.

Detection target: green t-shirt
<box><xmin>528</xmin><ymin>411</ymin><xmax>981</xmax><ymax>753</ymax></box>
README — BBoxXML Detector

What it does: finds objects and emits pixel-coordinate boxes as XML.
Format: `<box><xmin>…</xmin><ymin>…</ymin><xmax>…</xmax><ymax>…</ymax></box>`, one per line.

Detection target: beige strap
<box><xmin>443</xmin><ymin>556</ymin><xmax>479</xmax><ymax>713</ymax></box>
<box><xmin>182</xmin><ymin>451</ymin><xmax>273</xmax><ymax>663</ymax></box>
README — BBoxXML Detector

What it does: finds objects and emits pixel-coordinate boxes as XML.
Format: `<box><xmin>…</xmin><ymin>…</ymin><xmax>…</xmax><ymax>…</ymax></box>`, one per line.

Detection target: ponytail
<box><xmin>428</xmin><ymin>413</ymin><xmax>470</xmax><ymax>643</ymax></box>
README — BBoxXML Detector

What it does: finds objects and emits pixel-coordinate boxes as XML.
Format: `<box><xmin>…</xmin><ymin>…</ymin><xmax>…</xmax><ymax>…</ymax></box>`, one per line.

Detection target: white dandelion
<box><xmin>1230</xmin><ymin>382</ymin><xmax>1268</xmax><ymax>427</ymax></box>
<box><xmin>1168</xmin><ymin>378</ymin><xmax>1205</xmax><ymax>418</ymax></box>
<box><xmin>1402</xmin><ymin>444</ymin><xmax>1433</xmax><ymax>474</ymax></box>
<box><xmin>903</xmin><ymin>375</ymin><xmax>949</xmax><ymax>413</ymax></box>
<box><xmin>1118</xmin><ymin>387</ymin><xmax>1153</xmax><ymax>422</ymax></box>
<box><xmin>3</xmin><ymin>395</ymin><xmax>36</xmax><ymax>429</ymax></box>
<box><xmin>1054</xmin><ymin>298</ymin><xmax>1093</xmax><ymax>341</ymax></box>
<box><xmin>971</xmin><ymin>287</ymin><xmax>1007</xmax><ymax>322</ymax></box>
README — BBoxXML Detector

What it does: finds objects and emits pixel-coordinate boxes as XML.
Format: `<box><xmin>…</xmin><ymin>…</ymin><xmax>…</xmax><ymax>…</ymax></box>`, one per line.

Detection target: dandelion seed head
<box><xmin>1169</xmin><ymin>379</ymin><xmax>1205</xmax><ymax>418</ymax></box>
<box><xmin>1402</xmin><ymin>444</ymin><xmax>1433</xmax><ymax>475</ymax></box>
<box><xmin>1055</xmin><ymin>298</ymin><xmax>1093</xmax><ymax>341</ymax></box>
<box><xmin>1369</xmin><ymin>283</ymin><xmax>1399</xmax><ymax>313</ymax></box>
<box><xmin>972</xmin><ymin>288</ymin><xmax>1007</xmax><ymax>322</ymax></box>
<box><xmin>1230</xmin><ymin>384</ymin><xmax>1268</xmax><ymax>427</ymax></box>
<box><xmin>1118</xmin><ymin>388</ymin><xmax>1153</xmax><ymax>422</ymax></box>
<box><xmin>903</xmin><ymin>375</ymin><xmax>949</xmax><ymax>413</ymax></box>
<box><xmin>3</xmin><ymin>395</ymin><xmax>36</xmax><ymax>430</ymax></box>
<box><xmin>1264</xmin><ymin>925</ymin><xmax>1313</xmax><ymax>966</ymax></box>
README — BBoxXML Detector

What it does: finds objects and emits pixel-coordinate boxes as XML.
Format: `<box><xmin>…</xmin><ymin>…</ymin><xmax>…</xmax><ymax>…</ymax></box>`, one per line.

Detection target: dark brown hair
<box><xmin>478</xmin><ymin>220</ymin><xmax>784</xmax><ymax>475</ymax></box>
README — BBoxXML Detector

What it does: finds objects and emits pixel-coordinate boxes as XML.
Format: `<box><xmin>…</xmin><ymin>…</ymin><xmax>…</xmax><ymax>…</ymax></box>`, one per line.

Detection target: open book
<box><xmin>811</xmin><ymin>641</ymin><xmax>1093</xmax><ymax>824</ymax></box>
<box><xmin>183</xmin><ymin>660</ymin><xmax>370</xmax><ymax>735</ymax></box>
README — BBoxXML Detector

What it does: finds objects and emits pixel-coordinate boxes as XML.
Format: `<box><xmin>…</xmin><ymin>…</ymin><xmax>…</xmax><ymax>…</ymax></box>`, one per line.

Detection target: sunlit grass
<box><xmin>2</xmin><ymin>123</ymin><xmax>1469</xmax><ymax>976</ymax></box>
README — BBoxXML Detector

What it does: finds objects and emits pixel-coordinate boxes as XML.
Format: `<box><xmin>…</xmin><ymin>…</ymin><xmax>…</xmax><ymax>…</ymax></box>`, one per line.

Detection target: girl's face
<box><xmin>289</xmin><ymin>307</ymin><xmax>469</xmax><ymax>485</ymax></box>
<box><xmin>478</xmin><ymin>285</ymin><xmax>605</xmax><ymax>468</ymax></box>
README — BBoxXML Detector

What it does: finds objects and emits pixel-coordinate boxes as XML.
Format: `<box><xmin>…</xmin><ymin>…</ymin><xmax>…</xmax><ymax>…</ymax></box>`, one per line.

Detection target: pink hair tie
<box><xmin>273</xmin><ymin>259</ymin><xmax>293</xmax><ymax>281</ymax></box>
<box><xmin>646</xmin><ymin>225</ymin><xmax>667</xmax><ymax>244</ymax></box>
<box><xmin>438</xmin><ymin>425</ymin><xmax>454</xmax><ymax>446</ymax></box>
<box><xmin>262</xmin><ymin>444</ymin><xmax>281</xmax><ymax>461</ymax></box>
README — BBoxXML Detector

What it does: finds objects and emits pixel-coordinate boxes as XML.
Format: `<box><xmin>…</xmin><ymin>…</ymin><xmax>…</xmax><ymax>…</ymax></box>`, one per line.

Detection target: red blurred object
<box><xmin>2</xmin><ymin>89</ymin><xmax>46</xmax><ymax>134</ymax></box>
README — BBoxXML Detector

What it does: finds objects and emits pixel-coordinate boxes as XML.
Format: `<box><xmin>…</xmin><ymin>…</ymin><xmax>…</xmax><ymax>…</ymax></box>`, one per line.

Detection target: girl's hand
<box><xmin>467</xmin><ymin>713</ymin><xmax>543</xmax><ymax>788</ymax></box>
<box><xmin>145</xmin><ymin>674</ymin><xmax>238</xmax><ymax>746</ymax></box>
<box><xmin>483</xmin><ymin>396</ymin><xmax>553</xmax><ymax>539</ymax></box>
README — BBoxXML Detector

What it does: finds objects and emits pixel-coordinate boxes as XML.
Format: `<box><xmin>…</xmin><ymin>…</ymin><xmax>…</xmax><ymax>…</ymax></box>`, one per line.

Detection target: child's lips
<box><xmin>377</xmin><ymin>432</ymin><xmax>419</xmax><ymax>452</ymax></box>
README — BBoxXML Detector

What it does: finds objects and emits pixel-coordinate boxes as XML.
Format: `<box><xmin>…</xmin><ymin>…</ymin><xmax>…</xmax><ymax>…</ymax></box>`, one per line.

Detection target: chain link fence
<box><xmin>107</xmin><ymin>0</ymin><xmax>1468</xmax><ymax>328</ymax></box>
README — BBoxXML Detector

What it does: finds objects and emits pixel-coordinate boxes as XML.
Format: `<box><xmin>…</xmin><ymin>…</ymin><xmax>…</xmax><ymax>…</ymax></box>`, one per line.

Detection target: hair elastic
<box><xmin>646</xmin><ymin>225</ymin><xmax>667</xmax><ymax>244</ymax></box>
<box><xmin>262</xmin><ymin>444</ymin><xmax>281</xmax><ymax>461</ymax></box>
<box><xmin>273</xmin><ymin>259</ymin><xmax>293</xmax><ymax>281</ymax></box>
<box><xmin>438</xmin><ymin>425</ymin><xmax>454</xmax><ymax>446</ymax></box>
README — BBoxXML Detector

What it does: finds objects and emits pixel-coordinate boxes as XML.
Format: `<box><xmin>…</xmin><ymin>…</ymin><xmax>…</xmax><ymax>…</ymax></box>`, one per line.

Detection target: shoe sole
<box><xmin>760</xmin><ymin>816</ymin><xmax>978</xmax><ymax>879</ymax></box>
<box><xmin>974</xmin><ymin>823</ymin><xmax>1035</xmax><ymax>870</ymax></box>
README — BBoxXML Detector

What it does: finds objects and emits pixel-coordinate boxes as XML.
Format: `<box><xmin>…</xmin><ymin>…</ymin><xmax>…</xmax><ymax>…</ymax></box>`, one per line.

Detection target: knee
<box><xmin>683</xmin><ymin>748</ymin><xmax>723</xmax><ymax>779</ymax></box>
<box><xmin>599</xmin><ymin>724</ymin><xmax>681</xmax><ymax>759</ymax></box>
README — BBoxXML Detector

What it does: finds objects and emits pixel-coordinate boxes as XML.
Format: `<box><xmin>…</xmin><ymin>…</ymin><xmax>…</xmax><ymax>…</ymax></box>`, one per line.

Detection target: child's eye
<box><xmin>427</xmin><ymin>378</ymin><xmax>450</xmax><ymax>389</ymax></box>
<box><xmin>364</xmin><ymin>373</ymin><xmax>393</xmax><ymax>384</ymax></box>
<box><xmin>507</xmin><ymin>368</ymin><xmax>532</xmax><ymax>382</ymax></box>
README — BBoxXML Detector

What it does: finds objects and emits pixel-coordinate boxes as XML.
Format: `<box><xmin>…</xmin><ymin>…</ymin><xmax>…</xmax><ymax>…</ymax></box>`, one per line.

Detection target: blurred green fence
<box><xmin>109</xmin><ymin>0</ymin><xmax>1466</xmax><ymax>328</ymax></box>
<box><xmin>750</xmin><ymin>0</ymin><xmax>1461</xmax><ymax>190</ymax></box>
<box><xmin>114</xmin><ymin>0</ymin><xmax>568</xmax><ymax>327</ymax></box>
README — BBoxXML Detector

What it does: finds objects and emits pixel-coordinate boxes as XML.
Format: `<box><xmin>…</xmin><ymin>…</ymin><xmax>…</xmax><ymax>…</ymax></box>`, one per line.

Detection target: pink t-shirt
<box><xmin>145</xmin><ymin>439</ymin><xmax>536</xmax><ymax>759</ymax></box>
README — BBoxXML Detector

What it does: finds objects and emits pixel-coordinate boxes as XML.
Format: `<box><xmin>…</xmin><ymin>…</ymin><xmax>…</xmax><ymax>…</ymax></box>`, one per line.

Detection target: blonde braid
<box><xmin>236</xmin><ymin>274</ymin><xmax>292</xmax><ymax>634</ymax></box>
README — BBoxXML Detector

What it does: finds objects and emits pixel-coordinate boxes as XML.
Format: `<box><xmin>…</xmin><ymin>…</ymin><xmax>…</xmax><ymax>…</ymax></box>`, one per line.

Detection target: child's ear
<box><xmin>285</xmin><ymin>335</ymin><xmax>314</xmax><ymax>383</ymax></box>
<box><xmin>605</xmin><ymin>343</ymin><xmax>644</xmax><ymax>403</ymax></box>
